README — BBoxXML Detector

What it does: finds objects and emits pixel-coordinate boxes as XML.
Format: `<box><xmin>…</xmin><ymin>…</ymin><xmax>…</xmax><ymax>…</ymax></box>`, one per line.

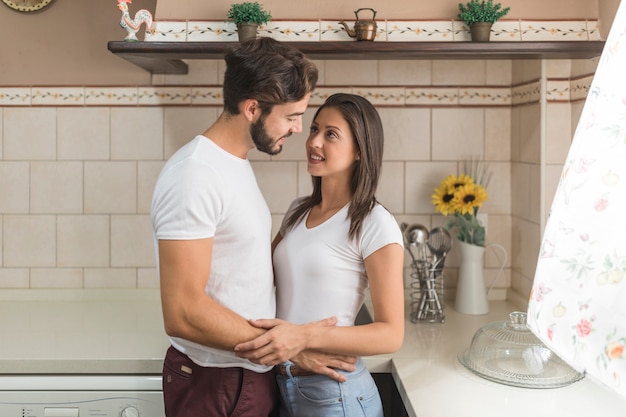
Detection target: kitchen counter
<box><xmin>0</xmin><ymin>289</ymin><xmax>169</xmax><ymax>374</ymax></box>
<box><xmin>1</xmin><ymin>290</ymin><xmax>624</xmax><ymax>416</ymax></box>
<box><xmin>368</xmin><ymin>301</ymin><xmax>626</xmax><ymax>417</ymax></box>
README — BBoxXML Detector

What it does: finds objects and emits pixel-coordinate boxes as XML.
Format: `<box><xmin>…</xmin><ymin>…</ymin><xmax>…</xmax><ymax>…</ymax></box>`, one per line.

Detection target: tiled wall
<box><xmin>0</xmin><ymin>48</ymin><xmax>598</xmax><ymax>306</ymax></box>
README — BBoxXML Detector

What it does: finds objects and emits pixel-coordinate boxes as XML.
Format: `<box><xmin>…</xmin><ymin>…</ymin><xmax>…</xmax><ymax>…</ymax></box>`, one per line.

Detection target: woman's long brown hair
<box><xmin>283</xmin><ymin>93</ymin><xmax>384</xmax><ymax>240</ymax></box>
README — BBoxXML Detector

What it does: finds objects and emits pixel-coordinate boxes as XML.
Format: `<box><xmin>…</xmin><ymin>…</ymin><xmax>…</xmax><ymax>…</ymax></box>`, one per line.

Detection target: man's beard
<box><xmin>250</xmin><ymin>116</ymin><xmax>290</xmax><ymax>156</ymax></box>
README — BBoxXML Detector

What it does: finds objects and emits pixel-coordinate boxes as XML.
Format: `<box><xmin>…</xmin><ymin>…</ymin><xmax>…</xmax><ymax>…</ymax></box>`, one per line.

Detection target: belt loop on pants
<box><xmin>274</xmin><ymin>362</ymin><xmax>316</xmax><ymax>378</ymax></box>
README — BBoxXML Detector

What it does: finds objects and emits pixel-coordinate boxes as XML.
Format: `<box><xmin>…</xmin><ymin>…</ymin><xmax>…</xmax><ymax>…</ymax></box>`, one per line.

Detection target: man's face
<box><xmin>251</xmin><ymin>94</ymin><xmax>311</xmax><ymax>155</ymax></box>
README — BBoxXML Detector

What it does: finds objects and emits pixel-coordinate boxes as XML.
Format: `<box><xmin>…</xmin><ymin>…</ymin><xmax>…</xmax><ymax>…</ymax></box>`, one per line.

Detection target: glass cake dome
<box><xmin>458</xmin><ymin>311</ymin><xmax>585</xmax><ymax>389</ymax></box>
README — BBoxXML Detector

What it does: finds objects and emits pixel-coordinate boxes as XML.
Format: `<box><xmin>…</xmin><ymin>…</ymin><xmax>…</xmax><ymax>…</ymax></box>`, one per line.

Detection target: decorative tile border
<box><xmin>511</xmin><ymin>81</ymin><xmax>542</xmax><ymax>105</ymax></box>
<box><xmin>569</xmin><ymin>75</ymin><xmax>594</xmax><ymax>102</ymax></box>
<box><xmin>546</xmin><ymin>79</ymin><xmax>572</xmax><ymax>101</ymax></box>
<box><xmin>0</xmin><ymin>81</ymin><xmax>590</xmax><ymax>108</ymax></box>
<box><xmin>142</xmin><ymin>19</ymin><xmax>601</xmax><ymax>43</ymax></box>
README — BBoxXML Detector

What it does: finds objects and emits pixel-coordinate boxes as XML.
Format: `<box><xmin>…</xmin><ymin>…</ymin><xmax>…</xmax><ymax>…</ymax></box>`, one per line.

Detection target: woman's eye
<box><xmin>309</xmin><ymin>126</ymin><xmax>318</xmax><ymax>134</ymax></box>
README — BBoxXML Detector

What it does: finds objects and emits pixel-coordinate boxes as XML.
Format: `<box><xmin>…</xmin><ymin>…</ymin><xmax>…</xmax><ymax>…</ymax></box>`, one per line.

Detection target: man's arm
<box><xmin>159</xmin><ymin>238</ymin><xmax>264</xmax><ymax>350</ymax></box>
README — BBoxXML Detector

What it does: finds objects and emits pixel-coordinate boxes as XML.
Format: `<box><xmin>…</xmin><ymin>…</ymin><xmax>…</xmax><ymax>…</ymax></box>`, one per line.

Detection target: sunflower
<box><xmin>431</xmin><ymin>168</ymin><xmax>490</xmax><ymax>246</ymax></box>
<box><xmin>444</xmin><ymin>174</ymin><xmax>475</xmax><ymax>190</ymax></box>
<box><xmin>432</xmin><ymin>184</ymin><xmax>456</xmax><ymax>215</ymax></box>
<box><xmin>451</xmin><ymin>183</ymin><xmax>488</xmax><ymax>215</ymax></box>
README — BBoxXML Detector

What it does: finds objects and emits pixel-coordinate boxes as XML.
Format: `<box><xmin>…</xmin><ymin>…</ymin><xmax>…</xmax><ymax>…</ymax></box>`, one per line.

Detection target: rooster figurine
<box><xmin>117</xmin><ymin>0</ymin><xmax>153</xmax><ymax>42</ymax></box>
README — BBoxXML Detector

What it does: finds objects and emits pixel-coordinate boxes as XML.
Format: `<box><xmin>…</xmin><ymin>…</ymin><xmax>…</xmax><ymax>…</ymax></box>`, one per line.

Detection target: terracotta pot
<box><xmin>237</xmin><ymin>23</ymin><xmax>258</xmax><ymax>42</ymax></box>
<box><xmin>469</xmin><ymin>22</ymin><xmax>492</xmax><ymax>42</ymax></box>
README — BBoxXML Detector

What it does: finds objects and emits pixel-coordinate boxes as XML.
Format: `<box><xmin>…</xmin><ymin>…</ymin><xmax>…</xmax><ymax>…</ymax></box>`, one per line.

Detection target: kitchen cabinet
<box><xmin>107</xmin><ymin>41</ymin><xmax>605</xmax><ymax>74</ymax></box>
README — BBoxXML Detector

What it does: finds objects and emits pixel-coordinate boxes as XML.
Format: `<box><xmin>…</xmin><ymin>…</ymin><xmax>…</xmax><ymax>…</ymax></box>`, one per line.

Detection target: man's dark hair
<box><xmin>222</xmin><ymin>38</ymin><xmax>319</xmax><ymax>115</ymax></box>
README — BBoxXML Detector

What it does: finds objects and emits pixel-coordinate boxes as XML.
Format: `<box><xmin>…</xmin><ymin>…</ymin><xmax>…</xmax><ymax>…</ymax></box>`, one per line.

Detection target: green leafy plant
<box><xmin>227</xmin><ymin>2</ymin><xmax>272</xmax><ymax>26</ymax></box>
<box><xmin>458</xmin><ymin>0</ymin><xmax>510</xmax><ymax>25</ymax></box>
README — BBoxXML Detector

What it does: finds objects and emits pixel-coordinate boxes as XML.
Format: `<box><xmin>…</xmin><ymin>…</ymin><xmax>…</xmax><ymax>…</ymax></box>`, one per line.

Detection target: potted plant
<box><xmin>227</xmin><ymin>2</ymin><xmax>272</xmax><ymax>42</ymax></box>
<box><xmin>458</xmin><ymin>0</ymin><xmax>510</xmax><ymax>42</ymax></box>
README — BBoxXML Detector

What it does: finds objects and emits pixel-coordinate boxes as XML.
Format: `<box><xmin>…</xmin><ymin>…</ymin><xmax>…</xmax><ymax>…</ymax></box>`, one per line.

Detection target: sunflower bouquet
<box><xmin>431</xmin><ymin>161</ymin><xmax>490</xmax><ymax>247</ymax></box>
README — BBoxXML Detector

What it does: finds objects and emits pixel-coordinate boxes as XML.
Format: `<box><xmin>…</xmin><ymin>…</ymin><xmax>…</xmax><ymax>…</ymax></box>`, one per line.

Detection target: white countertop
<box><xmin>377</xmin><ymin>301</ymin><xmax>626</xmax><ymax>417</ymax></box>
<box><xmin>0</xmin><ymin>289</ymin><xmax>170</xmax><ymax>374</ymax></box>
<box><xmin>1</xmin><ymin>290</ymin><xmax>624</xmax><ymax>416</ymax></box>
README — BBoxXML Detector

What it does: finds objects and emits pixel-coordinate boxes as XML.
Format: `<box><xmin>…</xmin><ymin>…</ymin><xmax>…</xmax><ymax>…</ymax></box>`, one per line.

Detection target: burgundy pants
<box><xmin>162</xmin><ymin>346</ymin><xmax>279</xmax><ymax>417</ymax></box>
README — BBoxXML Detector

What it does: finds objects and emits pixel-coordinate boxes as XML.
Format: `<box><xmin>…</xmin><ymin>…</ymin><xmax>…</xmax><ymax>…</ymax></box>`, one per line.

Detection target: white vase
<box><xmin>455</xmin><ymin>240</ymin><xmax>489</xmax><ymax>315</ymax></box>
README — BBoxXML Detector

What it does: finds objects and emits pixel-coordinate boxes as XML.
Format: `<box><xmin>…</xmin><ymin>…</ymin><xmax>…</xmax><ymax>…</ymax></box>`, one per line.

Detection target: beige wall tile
<box><xmin>484</xmin><ymin>215</ymin><xmax>512</xmax><ymax>267</ymax></box>
<box><xmin>546</xmin><ymin>103</ymin><xmax>573</xmax><ymax>164</ymax></box>
<box><xmin>163</xmin><ymin>60</ymin><xmax>220</xmax><ymax>85</ymax></box>
<box><xmin>57</xmin><ymin>215</ymin><xmax>109</xmax><ymax>267</ymax></box>
<box><xmin>432</xmin><ymin>108</ymin><xmax>484</xmax><ymax>161</ymax></box>
<box><xmin>0</xmin><ymin>162</ymin><xmax>29</xmax><ymax>213</ymax></box>
<box><xmin>84</xmin><ymin>161</ymin><xmax>137</xmax><ymax>214</ymax></box>
<box><xmin>512</xmin><ymin>60</ymin><xmax>541</xmax><ymax>84</ymax></box>
<box><xmin>511</xmin><ymin>162</ymin><xmax>530</xmax><ymax>219</ymax></box>
<box><xmin>138</xmin><ymin>268</ymin><xmax>159</xmax><ymax>289</ymax></box>
<box><xmin>164</xmin><ymin>107</ymin><xmax>218</xmax><ymax>158</ymax></box>
<box><xmin>252</xmin><ymin>161</ymin><xmax>299</xmax><ymax>214</ymax></box>
<box><xmin>31</xmin><ymin>162</ymin><xmax>83</xmax><ymax>214</ymax></box>
<box><xmin>0</xmin><ymin>108</ymin><xmax>3</xmax><ymax>159</ymax></box>
<box><xmin>485</xmin><ymin>108</ymin><xmax>511</xmax><ymax>161</ymax></box>
<box><xmin>84</xmin><ymin>268</ymin><xmax>137</xmax><ymax>288</ymax></box>
<box><xmin>486</xmin><ymin>60</ymin><xmax>513</xmax><ymax>86</ymax></box>
<box><xmin>111</xmin><ymin>108</ymin><xmax>164</xmax><ymax>160</ymax></box>
<box><xmin>432</xmin><ymin>60</ymin><xmax>485</xmax><ymax>85</ymax></box>
<box><xmin>528</xmin><ymin>162</ymin><xmax>542</xmax><ymax>225</ymax></box>
<box><xmin>545</xmin><ymin>164</ymin><xmax>564</xmax><ymax>218</ymax></box>
<box><xmin>545</xmin><ymin>59</ymin><xmax>572</xmax><ymax>78</ymax></box>
<box><xmin>138</xmin><ymin>161</ymin><xmax>165</xmax><ymax>214</ymax></box>
<box><xmin>518</xmin><ymin>103</ymin><xmax>541</xmax><ymax>163</ymax></box>
<box><xmin>405</xmin><ymin>161</ymin><xmax>456</xmax><ymax>214</ymax></box>
<box><xmin>297</xmin><ymin>161</ymin><xmax>313</xmax><ymax>198</ymax></box>
<box><xmin>378</xmin><ymin>108</ymin><xmax>430</xmax><ymax>161</ymax></box>
<box><xmin>58</xmin><ymin>108</ymin><xmax>110</xmax><ymax>160</ymax></box>
<box><xmin>378</xmin><ymin>60</ymin><xmax>432</xmax><ymax>85</ymax></box>
<box><xmin>30</xmin><ymin>268</ymin><xmax>83</xmax><ymax>288</ymax></box>
<box><xmin>111</xmin><ymin>215</ymin><xmax>154</xmax><ymax>267</ymax></box>
<box><xmin>324</xmin><ymin>60</ymin><xmax>379</xmax><ymax>85</ymax></box>
<box><xmin>511</xmin><ymin>217</ymin><xmax>541</xmax><ymax>280</ymax></box>
<box><xmin>378</xmin><ymin>161</ymin><xmax>404</xmax><ymax>213</ymax></box>
<box><xmin>483</xmin><ymin>162</ymin><xmax>511</xmax><ymax>215</ymax></box>
<box><xmin>4</xmin><ymin>108</ymin><xmax>56</xmax><ymax>160</ymax></box>
<box><xmin>570</xmin><ymin>58</ymin><xmax>599</xmax><ymax>77</ymax></box>
<box><xmin>4</xmin><ymin>215</ymin><xmax>56</xmax><ymax>267</ymax></box>
<box><xmin>0</xmin><ymin>268</ymin><xmax>29</xmax><ymax>288</ymax></box>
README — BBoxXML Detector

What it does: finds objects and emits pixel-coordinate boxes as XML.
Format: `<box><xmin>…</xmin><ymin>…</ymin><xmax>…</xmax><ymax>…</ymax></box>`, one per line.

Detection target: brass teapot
<box><xmin>338</xmin><ymin>8</ymin><xmax>378</xmax><ymax>41</ymax></box>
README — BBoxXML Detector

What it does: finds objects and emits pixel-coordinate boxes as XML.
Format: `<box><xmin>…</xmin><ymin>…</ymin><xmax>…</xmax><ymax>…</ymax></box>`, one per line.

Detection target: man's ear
<box><xmin>241</xmin><ymin>99</ymin><xmax>261</xmax><ymax>122</ymax></box>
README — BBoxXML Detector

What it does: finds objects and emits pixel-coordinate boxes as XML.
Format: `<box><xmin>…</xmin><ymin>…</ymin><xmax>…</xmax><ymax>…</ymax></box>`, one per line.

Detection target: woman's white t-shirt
<box><xmin>274</xmin><ymin>198</ymin><xmax>403</xmax><ymax>326</ymax></box>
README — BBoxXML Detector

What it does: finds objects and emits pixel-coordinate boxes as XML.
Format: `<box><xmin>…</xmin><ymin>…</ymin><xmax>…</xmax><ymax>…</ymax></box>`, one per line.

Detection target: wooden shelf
<box><xmin>107</xmin><ymin>41</ymin><xmax>605</xmax><ymax>75</ymax></box>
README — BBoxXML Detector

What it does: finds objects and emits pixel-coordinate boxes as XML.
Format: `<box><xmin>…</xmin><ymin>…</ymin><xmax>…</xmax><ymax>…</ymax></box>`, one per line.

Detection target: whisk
<box><xmin>416</xmin><ymin>227</ymin><xmax>452</xmax><ymax>322</ymax></box>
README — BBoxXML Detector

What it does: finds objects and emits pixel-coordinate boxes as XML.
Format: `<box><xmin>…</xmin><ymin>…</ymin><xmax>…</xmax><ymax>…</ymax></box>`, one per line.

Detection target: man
<box><xmin>151</xmin><ymin>38</ymin><xmax>353</xmax><ymax>417</ymax></box>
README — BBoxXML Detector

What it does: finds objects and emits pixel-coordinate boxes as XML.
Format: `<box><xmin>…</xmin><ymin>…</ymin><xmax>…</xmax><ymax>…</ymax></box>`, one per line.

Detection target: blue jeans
<box><xmin>276</xmin><ymin>358</ymin><xmax>383</xmax><ymax>417</ymax></box>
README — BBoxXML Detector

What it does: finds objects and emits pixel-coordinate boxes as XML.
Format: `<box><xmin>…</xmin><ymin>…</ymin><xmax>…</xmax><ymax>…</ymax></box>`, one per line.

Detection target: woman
<box><xmin>235</xmin><ymin>93</ymin><xmax>405</xmax><ymax>417</ymax></box>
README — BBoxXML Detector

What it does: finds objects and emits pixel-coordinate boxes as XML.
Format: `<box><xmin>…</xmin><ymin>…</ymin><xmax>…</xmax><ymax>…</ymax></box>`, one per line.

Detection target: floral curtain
<box><xmin>527</xmin><ymin>0</ymin><xmax>626</xmax><ymax>399</ymax></box>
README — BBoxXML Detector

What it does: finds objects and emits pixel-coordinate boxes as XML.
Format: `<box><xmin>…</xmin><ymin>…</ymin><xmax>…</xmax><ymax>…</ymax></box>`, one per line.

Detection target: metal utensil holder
<box><xmin>409</xmin><ymin>254</ymin><xmax>445</xmax><ymax>323</ymax></box>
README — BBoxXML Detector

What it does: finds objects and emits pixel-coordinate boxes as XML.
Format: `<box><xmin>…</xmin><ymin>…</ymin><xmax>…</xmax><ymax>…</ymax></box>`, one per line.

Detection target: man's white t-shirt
<box><xmin>274</xmin><ymin>198</ymin><xmax>403</xmax><ymax>326</ymax></box>
<box><xmin>151</xmin><ymin>135</ymin><xmax>275</xmax><ymax>372</ymax></box>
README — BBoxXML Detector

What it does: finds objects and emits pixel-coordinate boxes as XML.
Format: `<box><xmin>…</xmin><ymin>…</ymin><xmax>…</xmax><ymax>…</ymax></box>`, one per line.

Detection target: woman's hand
<box><xmin>233</xmin><ymin>317</ymin><xmax>337</xmax><ymax>365</ymax></box>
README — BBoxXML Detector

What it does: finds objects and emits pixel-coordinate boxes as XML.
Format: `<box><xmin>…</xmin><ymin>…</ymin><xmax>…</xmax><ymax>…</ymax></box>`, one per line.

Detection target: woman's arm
<box><xmin>234</xmin><ymin>242</ymin><xmax>405</xmax><ymax>365</ymax></box>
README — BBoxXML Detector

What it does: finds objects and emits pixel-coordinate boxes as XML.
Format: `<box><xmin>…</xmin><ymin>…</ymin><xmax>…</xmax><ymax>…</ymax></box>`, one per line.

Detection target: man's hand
<box><xmin>292</xmin><ymin>350</ymin><xmax>358</xmax><ymax>383</ymax></box>
<box><xmin>233</xmin><ymin>317</ymin><xmax>337</xmax><ymax>365</ymax></box>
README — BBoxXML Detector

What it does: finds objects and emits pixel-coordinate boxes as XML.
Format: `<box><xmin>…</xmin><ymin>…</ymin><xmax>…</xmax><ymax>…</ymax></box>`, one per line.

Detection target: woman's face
<box><xmin>305</xmin><ymin>107</ymin><xmax>360</xmax><ymax>179</ymax></box>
